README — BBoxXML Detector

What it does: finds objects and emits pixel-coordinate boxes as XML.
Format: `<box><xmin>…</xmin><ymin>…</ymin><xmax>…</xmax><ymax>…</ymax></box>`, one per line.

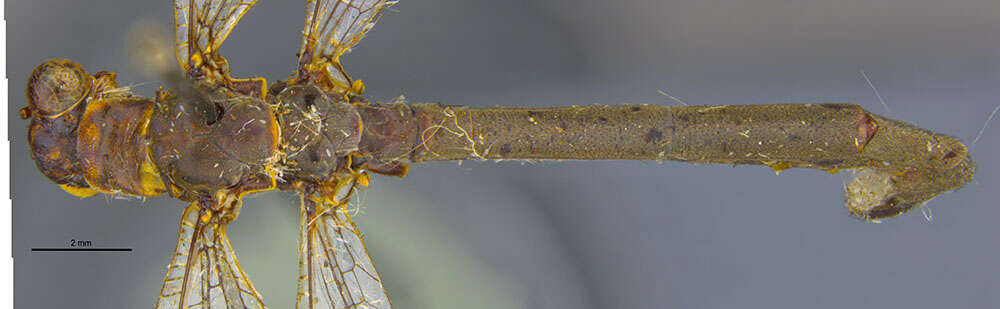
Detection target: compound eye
<box><xmin>26</xmin><ymin>59</ymin><xmax>93</xmax><ymax>118</ymax></box>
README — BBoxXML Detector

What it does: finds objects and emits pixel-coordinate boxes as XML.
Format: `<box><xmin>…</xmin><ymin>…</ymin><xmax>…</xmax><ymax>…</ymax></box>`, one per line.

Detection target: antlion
<box><xmin>20</xmin><ymin>0</ymin><xmax>975</xmax><ymax>308</ymax></box>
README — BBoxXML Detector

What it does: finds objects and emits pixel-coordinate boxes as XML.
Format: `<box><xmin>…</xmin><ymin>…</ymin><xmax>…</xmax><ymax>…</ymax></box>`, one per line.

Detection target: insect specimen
<box><xmin>20</xmin><ymin>0</ymin><xmax>976</xmax><ymax>308</ymax></box>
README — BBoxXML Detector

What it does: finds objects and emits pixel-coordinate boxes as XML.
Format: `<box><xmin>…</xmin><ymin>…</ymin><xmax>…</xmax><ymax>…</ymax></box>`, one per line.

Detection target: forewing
<box><xmin>157</xmin><ymin>202</ymin><xmax>266</xmax><ymax>309</ymax></box>
<box><xmin>297</xmin><ymin>0</ymin><xmax>395</xmax><ymax>94</ymax></box>
<box><xmin>297</xmin><ymin>182</ymin><xmax>390</xmax><ymax>308</ymax></box>
<box><xmin>174</xmin><ymin>0</ymin><xmax>256</xmax><ymax>78</ymax></box>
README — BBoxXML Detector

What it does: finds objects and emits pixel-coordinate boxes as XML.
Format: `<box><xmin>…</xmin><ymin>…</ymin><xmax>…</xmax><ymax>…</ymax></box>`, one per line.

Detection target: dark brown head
<box><xmin>21</xmin><ymin>59</ymin><xmax>97</xmax><ymax>197</ymax></box>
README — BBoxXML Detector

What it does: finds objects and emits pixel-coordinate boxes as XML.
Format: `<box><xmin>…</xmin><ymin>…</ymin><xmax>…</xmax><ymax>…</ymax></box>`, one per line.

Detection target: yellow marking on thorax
<box><xmin>137</xmin><ymin>103</ymin><xmax>166</xmax><ymax>196</ymax></box>
<box><xmin>356</xmin><ymin>172</ymin><xmax>370</xmax><ymax>187</ymax></box>
<box><xmin>58</xmin><ymin>184</ymin><xmax>98</xmax><ymax>198</ymax></box>
<box><xmin>352</xmin><ymin>80</ymin><xmax>365</xmax><ymax>95</ymax></box>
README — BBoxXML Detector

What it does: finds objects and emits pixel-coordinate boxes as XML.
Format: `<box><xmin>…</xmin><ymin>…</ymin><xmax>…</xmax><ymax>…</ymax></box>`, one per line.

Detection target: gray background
<box><xmin>9</xmin><ymin>0</ymin><xmax>1000</xmax><ymax>308</ymax></box>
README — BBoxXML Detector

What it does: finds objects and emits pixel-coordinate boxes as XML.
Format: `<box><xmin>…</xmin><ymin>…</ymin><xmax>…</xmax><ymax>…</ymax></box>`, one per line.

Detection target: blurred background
<box><xmin>9</xmin><ymin>0</ymin><xmax>1000</xmax><ymax>308</ymax></box>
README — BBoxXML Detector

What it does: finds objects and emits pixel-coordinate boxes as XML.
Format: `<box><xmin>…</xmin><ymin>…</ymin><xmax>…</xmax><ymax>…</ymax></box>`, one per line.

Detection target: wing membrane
<box><xmin>297</xmin><ymin>180</ymin><xmax>390</xmax><ymax>308</ymax></box>
<box><xmin>157</xmin><ymin>202</ymin><xmax>266</xmax><ymax>309</ymax></box>
<box><xmin>174</xmin><ymin>0</ymin><xmax>256</xmax><ymax>79</ymax></box>
<box><xmin>297</xmin><ymin>0</ymin><xmax>395</xmax><ymax>94</ymax></box>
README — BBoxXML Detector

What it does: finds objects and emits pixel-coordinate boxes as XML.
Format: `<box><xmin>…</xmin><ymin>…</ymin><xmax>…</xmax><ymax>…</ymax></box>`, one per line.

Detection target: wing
<box><xmin>297</xmin><ymin>178</ymin><xmax>391</xmax><ymax>308</ymax></box>
<box><xmin>296</xmin><ymin>0</ymin><xmax>396</xmax><ymax>96</ymax></box>
<box><xmin>174</xmin><ymin>0</ymin><xmax>265</xmax><ymax>96</ymax></box>
<box><xmin>157</xmin><ymin>202</ymin><xmax>267</xmax><ymax>309</ymax></box>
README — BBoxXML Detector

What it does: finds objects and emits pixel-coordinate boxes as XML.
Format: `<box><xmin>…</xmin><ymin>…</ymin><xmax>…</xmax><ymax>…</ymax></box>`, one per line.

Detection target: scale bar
<box><xmin>31</xmin><ymin>248</ymin><xmax>133</xmax><ymax>252</ymax></box>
